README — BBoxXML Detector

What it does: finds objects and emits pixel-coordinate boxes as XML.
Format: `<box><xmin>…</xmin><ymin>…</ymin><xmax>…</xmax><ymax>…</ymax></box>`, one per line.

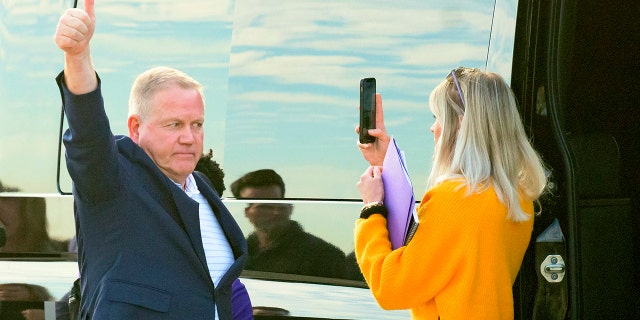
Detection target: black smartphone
<box><xmin>359</xmin><ymin>77</ymin><xmax>376</xmax><ymax>143</ymax></box>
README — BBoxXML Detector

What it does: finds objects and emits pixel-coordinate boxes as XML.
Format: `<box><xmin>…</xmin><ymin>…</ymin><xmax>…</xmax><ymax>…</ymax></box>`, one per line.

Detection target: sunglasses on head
<box><xmin>448</xmin><ymin>67</ymin><xmax>479</xmax><ymax>111</ymax></box>
<box><xmin>450</xmin><ymin>69</ymin><xmax>465</xmax><ymax>108</ymax></box>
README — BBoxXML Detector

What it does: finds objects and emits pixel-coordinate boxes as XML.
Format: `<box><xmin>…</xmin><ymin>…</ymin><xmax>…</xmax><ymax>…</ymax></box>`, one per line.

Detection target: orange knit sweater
<box><xmin>354</xmin><ymin>180</ymin><xmax>534</xmax><ymax>320</ymax></box>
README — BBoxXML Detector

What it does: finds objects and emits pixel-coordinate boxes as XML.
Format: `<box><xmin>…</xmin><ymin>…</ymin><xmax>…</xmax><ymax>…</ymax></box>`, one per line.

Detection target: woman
<box><xmin>355</xmin><ymin>68</ymin><xmax>547</xmax><ymax>319</ymax></box>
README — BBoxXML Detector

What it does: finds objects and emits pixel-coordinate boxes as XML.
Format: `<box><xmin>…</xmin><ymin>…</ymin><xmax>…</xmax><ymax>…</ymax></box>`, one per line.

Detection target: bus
<box><xmin>1</xmin><ymin>0</ymin><xmax>637</xmax><ymax>319</ymax></box>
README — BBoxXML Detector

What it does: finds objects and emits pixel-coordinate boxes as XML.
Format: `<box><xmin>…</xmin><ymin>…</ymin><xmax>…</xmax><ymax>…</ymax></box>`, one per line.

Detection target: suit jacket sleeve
<box><xmin>56</xmin><ymin>71</ymin><xmax>121</xmax><ymax>203</ymax></box>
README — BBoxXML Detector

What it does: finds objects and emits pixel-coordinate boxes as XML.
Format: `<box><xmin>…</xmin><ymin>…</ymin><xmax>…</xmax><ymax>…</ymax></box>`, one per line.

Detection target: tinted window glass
<box><xmin>1</xmin><ymin>0</ymin><xmax>518</xmax><ymax>283</ymax></box>
<box><xmin>1</xmin><ymin>0</ymin><xmax>516</xmax><ymax>197</ymax></box>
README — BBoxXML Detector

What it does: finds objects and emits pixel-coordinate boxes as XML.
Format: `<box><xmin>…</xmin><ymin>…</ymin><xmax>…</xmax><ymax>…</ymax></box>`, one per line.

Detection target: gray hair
<box><xmin>128</xmin><ymin>66</ymin><xmax>204</xmax><ymax>121</ymax></box>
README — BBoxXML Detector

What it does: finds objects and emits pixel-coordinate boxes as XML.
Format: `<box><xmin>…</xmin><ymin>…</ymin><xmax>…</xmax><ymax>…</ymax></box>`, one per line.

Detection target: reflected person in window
<box><xmin>0</xmin><ymin>283</ymin><xmax>53</xmax><ymax>320</ymax></box>
<box><xmin>0</xmin><ymin>181</ymin><xmax>67</xmax><ymax>253</ymax></box>
<box><xmin>355</xmin><ymin>68</ymin><xmax>547</xmax><ymax>319</ymax></box>
<box><xmin>231</xmin><ymin>169</ymin><xmax>346</xmax><ymax>278</ymax></box>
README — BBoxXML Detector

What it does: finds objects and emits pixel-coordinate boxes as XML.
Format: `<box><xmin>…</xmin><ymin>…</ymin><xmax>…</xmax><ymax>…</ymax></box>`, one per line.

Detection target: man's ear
<box><xmin>128</xmin><ymin>115</ymin><xmax>141</xmax><ymax>143</ymax></box>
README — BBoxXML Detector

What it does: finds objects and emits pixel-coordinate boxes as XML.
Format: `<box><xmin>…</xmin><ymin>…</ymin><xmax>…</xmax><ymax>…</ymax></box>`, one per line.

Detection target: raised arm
<box><xmin>54</xmin><ymin>0</ymin><xmax>97</xmax><ymax>94</ymax></box>
<box><xmin>54</xmin><ymin>0</ymin><xmax>120</xmax><ymax>201</ymax></box>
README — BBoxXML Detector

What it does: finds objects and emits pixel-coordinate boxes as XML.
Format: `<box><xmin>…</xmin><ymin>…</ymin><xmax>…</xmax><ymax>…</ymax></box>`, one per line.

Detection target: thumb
<box><xmin>84</xmin><ymin>0</ymin><xmax>95</xmax><ymax>19</ymax></box>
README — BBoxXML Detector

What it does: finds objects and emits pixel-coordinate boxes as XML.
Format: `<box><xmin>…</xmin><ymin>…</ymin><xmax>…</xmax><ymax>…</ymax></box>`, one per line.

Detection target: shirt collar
<box><xmin>173</xmin><ymin>174</ymin><xmax>200</xmax><ymax>197</ymax></box>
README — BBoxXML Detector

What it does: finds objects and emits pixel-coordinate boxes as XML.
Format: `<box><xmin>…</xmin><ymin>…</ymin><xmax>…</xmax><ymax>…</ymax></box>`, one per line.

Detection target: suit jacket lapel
<box><xmin>168</xmin><ymin>184</ymin><xmax>210</xmax><ymax>278</ymax></box>
<box><xmin>194</xmin><ymin>175</ymin><xmax>248</xmax><ymax>284</ymax></box>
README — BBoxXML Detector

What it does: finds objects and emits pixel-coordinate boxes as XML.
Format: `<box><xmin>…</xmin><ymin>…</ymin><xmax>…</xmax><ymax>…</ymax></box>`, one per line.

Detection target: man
<box><xmin>54</xmin><ymin>1</ymin><xmax>247</xmax><ymax>319</ymax></box>
<box><xmin>231</xmin><ymin>169</ymin><xmax>345</xmax><ymax>278</ymax></box>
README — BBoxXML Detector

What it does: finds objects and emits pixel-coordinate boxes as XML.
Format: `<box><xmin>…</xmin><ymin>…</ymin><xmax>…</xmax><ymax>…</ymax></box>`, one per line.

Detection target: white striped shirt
<box><xmin>180</xmin><ymin>174</ymin><xmax>234</xmax><ymax>320</ymax></box>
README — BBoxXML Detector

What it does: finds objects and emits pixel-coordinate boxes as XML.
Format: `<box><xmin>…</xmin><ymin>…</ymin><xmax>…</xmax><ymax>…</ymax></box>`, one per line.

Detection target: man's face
<box><xmin>241</xmin><ymin>185</ymin><xmax>292</xmax><ymax>233</ymax></box>
<box><xmin>129</xmin><ymin>85</ymin><xmax>204</xmax><ymax>185</ymax></box>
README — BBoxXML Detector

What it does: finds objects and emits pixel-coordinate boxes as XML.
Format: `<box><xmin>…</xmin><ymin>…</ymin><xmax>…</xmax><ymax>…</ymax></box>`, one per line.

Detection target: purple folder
<box><xmin>382</xmin><ymin>137</ymin><xmax>419</xmax><ymax>249</ymax></box>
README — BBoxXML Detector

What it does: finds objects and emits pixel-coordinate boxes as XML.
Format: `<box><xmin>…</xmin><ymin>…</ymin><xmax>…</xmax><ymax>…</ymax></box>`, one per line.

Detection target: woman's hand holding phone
<box><xmin>356</xmin><ymin>80</ymin><xmax>390</xmax><ymax>167</ymax></box>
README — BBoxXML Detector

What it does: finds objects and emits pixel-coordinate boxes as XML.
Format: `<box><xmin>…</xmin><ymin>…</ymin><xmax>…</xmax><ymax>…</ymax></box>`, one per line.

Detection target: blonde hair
<box><xmin>428</xmin><ymin>68</ymin><xmax>547</xmax><ymax>221</ymax></box>
<box><xmin>128</xmin><ymin>66</ymin><xmax>204</xmax><ymax>121</ymax></box>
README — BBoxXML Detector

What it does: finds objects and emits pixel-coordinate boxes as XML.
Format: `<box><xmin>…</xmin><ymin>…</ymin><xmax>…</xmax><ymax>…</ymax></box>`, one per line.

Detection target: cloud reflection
<box><xmin>0</xmin><ymin>0</ymin><xmax>517</xmax><ymax>201</ymax></box>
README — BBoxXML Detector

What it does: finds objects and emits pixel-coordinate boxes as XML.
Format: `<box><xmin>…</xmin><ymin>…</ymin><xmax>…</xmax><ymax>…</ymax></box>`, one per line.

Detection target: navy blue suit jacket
<box><xmin>56</xmin><ymin>72</ymin><xmax>247</xmax><ymax>319</ymax></box>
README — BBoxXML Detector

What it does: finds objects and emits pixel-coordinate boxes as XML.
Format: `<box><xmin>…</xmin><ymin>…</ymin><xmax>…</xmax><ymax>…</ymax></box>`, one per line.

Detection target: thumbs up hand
<box><xmin>54</xmin><ymin>0</ymin><xmax>95</xmax><ymax>57</ymax></box>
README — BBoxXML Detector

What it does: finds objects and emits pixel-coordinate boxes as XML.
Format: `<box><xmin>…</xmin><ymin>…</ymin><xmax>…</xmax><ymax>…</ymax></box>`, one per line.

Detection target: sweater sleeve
<box><xmin>354</xmin><ymin>180</ymin><xmax>487</xmax><ymax>310</ymax></box>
